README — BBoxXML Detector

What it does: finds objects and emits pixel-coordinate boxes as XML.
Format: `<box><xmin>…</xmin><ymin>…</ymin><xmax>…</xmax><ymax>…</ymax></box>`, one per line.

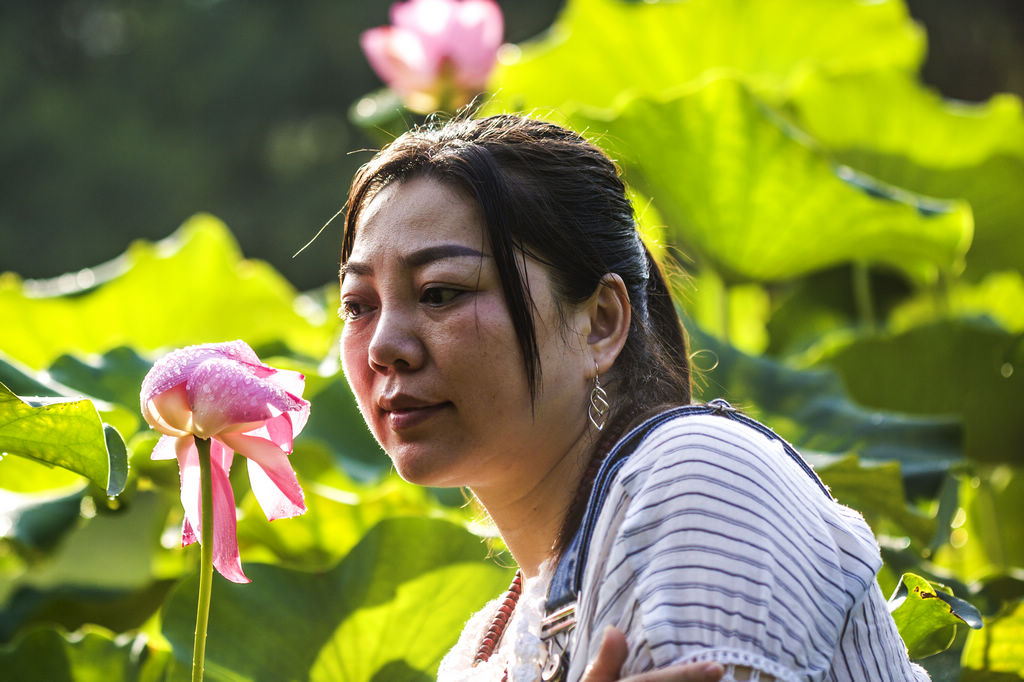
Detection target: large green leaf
<box><xmin>1</xmin><ymin>488</ymin><xmax>83</xmax><ymax>555</ymax></box>
<box><xmin>0</xmin><ymin>383</ymin><xmax>127</xmax><ymax>496</ymax></box>
<box><xmin>488</xmin><ymin>0</ymin><xmax>924</xmax><ymax>112</ymax></box>
<box><xmin>0</xmin><ymin>349</ymin><xmax>143</xmax><ymax>426</ymax></box>
<box><xmin>809</xmin><ymin>319</ymin><xmax>1024</xmax><ymax>462</ymax></box>
<box><xmin>573</xmin><ymin>79</ymin><xmax>972</xmax><ymax>284</ymax></box>
<box><xmin>682</xmin><ymin>270</ymin><xmax>772</xmax><ymax>354</ymax></box>
<box><xmin>0</xmin><ymin>453</ymin><xmax>86</xmax><ymax>494</ymax></box>
<box><xmin>788</xmin><ymin>70</ymin><xmax>1024</xmax><ymax>279</ymax></box>
<box><xmin>0</xmin><ymin>581</ymin><xmax>176</xmax><ymax>649</ymax></box>
<box><xmin>161</xmin><ymin>517</ymin><xmax>513</xmax><ymax>681</ymax></box>
<box><xmin>888</xmin><ymin>573</ymin><xmax>982</xmax><ymax>659</ymax></box>
<box><xmin>0</xmin><ymin>626</ymin><xmax>157</xmax><ymax>682</ymax></box>
<box><xmin>0</xmin><ymin>214</ymin><xmax>336</xmax><ymax>370</ymax></box>
<box><xmin>789</xmin><ymin>71</ymin><xmax>1024</xmax><ymax>165</ymax></box>
<box><xmin>6</xmin><ymin>490</ymin><xmax>174</xmax><ymax>591</ymax></box>
<box><xmin>0</xmin><ymin>353</ymin><xmax>68</xmax><ymax>399</ymax></box>
<box><xmin>235</xmin><ymin>442</ymin><xmax>471</xmax><ymax>572</ymax></box>
<box><xmin>932</xmin><ymin>467</ymin><xmax>1024</xmax><ymax>585</ymax></box>
<box><xmin>688</xmin><ymin>323</ymin><xmax>962</xmax><ymax>480</ymax></box>
<box><xmin>762</xmin><ymin>267</ymin><xmax>863</xmax><ymax>359</ymax></box>
<box><xmin>889</xmin><ymin>270</ymin><xmax>1024</xmax><ymax>335</ymax></box>
<box><xmin>0</xmin><ymin>491</ymin><xmax>178</xmax><ymax>643</ymax></box>
<box><xmin>300</xmin><ymin>372</ymin><xmax>389</xmax><ymax>482</ymax></box>
<box><xmin>45</xmin><ymin>347</ymin><xmax>153</xmax><ymax>414</ymax></box>
<box><xmin>961</xmin><ymin>599</ymin><xmax>1024</xmax><ymax>678</ymax></box>
<box><xmin>813</xmin><ymin>454</ymin><xmax>934</xmax><ymax>549</ymax></box>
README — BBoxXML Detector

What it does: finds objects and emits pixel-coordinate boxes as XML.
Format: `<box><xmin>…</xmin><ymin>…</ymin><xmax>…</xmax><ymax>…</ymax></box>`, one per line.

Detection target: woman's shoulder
<box><xmin>605</xmin><ymin>407</ymin><xmax>883</xmax><ymax>603</ymax></box>
<box><xmin>617</xmin><ymin>408</ymin><xmax>811</xmax><ymax>488</ymax></box>
<box><xmin>616</xmin><ymin>409</ymin><xmax>846</xmax><ymax>523</ymax></box>
<box><xmin>572</xmin><ymin>407</ymin><xmax>890</xmax><ymax>677</ymax></box>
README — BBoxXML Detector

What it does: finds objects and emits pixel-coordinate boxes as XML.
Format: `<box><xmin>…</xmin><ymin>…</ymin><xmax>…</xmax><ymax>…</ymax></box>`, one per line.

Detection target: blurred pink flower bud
<box><xmin>361</xmin><ymin>0</ymin><xmax>503</xmax><ymax>113</ymax></box>
<box><xmin>140</xmin><ymin>340</ymin><xmax>310</xmax><ymax>583</ymax></box>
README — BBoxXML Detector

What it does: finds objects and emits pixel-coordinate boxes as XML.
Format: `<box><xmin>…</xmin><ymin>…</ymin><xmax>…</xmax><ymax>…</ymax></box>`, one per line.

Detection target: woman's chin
<box><xmin>388</xmin><ymin>450</ymin><xmax>463</xmax><ymax>488</ymax></box>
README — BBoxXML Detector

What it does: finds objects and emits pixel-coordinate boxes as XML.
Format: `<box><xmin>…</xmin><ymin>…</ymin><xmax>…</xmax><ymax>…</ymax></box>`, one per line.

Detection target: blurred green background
<box><xmin>2</xmin><ymin>0</ymin><xmax>1021</xmax><ymax>291</ymax></box>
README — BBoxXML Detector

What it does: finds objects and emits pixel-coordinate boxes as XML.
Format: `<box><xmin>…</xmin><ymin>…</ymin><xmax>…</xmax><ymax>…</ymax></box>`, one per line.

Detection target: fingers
<box><xmin>581</xmin><ymin>626</ymin><xmax>629</xmax><ymax>682</ymax></box>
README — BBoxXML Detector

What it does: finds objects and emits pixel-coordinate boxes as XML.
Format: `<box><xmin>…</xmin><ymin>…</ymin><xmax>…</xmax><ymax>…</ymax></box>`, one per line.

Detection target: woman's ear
<box><xmin>586</xmin><ymin>273</ymin><xmax>631</xmax><ymax>375</ymax></box>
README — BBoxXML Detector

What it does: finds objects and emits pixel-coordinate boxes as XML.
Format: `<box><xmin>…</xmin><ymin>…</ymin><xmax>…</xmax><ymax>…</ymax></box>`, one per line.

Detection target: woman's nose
<box><xmin>367</xmin><ymin>308</ymin><xmax>424</xmax><ymax>372</ymax></box>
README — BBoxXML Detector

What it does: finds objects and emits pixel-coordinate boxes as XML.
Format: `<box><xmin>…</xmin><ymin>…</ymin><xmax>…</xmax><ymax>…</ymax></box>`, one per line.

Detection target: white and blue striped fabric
<box><xmin>565</xmin><ymin>413</ymin><xmax>930</xmax><ymax>681</ymax></box>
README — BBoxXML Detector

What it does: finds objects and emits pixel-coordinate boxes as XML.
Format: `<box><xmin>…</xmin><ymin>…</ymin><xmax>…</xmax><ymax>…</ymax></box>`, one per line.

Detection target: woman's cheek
<box><xmin>340</xmin><ymin>331</ymin><xmax>373</xmax><ymax>411</ymax></box>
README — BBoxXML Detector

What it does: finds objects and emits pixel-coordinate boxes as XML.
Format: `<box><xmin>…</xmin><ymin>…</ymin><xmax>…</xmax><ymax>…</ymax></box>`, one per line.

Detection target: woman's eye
<box><xmin>421</xmin><ymin>287</ymin><xmax>463</xmax><ymax>306</ymax></box>
<box><xmin>339</xmin><ymin>300</ymin><xmax>372</xmax><ymax>320</ymax></box>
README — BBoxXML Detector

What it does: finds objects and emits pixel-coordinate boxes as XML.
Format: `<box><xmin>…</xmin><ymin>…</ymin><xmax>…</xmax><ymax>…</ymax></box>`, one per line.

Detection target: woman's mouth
<box><xmin>379</xmin><ymin>396</ymin><xmax>451</xmax><ymax>431</ymax></box>
<box><xmin>386</xmin><ymin>403</ymin><xmax>450</xmax><ymax>430</ymax></box>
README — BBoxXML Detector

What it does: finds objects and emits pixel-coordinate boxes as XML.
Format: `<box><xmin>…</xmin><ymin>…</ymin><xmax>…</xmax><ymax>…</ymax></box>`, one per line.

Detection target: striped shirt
<box><xmin>565</xmin><ymin>413</ymin><xmax>930</xmax><ymax>681</ymax></box>
<box><xmin>439</xmin><ymin>412</ymin><xmax>930</xmax><ymax>681</ymax></box>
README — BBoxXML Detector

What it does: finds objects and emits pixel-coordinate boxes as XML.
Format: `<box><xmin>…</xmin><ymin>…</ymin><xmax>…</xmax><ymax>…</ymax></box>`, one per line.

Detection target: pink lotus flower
<box><xmin>140</xmin><ymin>341</ymin><xmax>309</xmax><ymax>583</ymax></box>
<box><xmin>361</xmin><ymin>0</ymin><xmax>503</xmax><ymax>113</ymax></box>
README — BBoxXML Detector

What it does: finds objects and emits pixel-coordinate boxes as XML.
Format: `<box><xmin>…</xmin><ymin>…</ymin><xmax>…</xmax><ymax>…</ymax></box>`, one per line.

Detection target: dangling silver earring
<box><xmin>589</xmin><ymin>362</ymin><xmax>610</xmax><ymax>431</ymax></box>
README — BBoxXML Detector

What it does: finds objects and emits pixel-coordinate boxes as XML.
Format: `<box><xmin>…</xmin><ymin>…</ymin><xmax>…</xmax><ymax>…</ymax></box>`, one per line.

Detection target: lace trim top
<box><xmin>438</xmin><ymin>561</ymin><xmax>553</xmax><ymax>682</ymax></box>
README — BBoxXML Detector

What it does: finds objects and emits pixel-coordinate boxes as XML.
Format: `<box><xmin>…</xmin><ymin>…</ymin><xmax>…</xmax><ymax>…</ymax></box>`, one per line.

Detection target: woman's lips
<box><xmin>384</xmin><ymin>402</ymin><xmax>450</xmax><ymax>431</ymax></box>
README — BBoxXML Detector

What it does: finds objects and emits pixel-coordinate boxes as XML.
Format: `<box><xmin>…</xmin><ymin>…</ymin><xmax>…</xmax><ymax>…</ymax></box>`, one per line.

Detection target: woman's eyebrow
<box><xmin>341</xmin><ymin>243</ymin><xmax>489</xmax><ymax>280</ymax></box>
<box><xmin>402</xmin><ymin>244</ymin><xmax>489</xmax><ymax>268</ymax></box>
<box><xmin>339</xmin><ymin>261</ymin><xmax>370</xmax><ymax>280</ymax></box>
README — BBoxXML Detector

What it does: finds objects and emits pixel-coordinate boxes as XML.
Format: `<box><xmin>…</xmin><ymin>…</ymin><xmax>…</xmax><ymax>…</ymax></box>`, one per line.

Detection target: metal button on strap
<box><xmin>540</xmin><ymin>602</ymin><xmax>575</xmax><ymax>682</ymax></box>
<box><xmin>541</xmin><ymin>650</ymin><xmax>566</xmax><ymax>681</ymax></box>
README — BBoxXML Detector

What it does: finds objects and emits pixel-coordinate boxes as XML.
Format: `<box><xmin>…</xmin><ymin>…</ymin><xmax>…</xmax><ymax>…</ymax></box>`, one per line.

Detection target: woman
<box><xmin>338</xmin><ymin>115</ymin><xmax>929</xmax><ymax>681</ymax></box>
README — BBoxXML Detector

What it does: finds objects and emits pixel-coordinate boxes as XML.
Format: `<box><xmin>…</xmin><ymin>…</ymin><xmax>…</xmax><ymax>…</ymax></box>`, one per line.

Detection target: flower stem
<box><xmin>192</xmin><ymin>436</ymin><xmax>215</xmax><ymax>682</ymax></box>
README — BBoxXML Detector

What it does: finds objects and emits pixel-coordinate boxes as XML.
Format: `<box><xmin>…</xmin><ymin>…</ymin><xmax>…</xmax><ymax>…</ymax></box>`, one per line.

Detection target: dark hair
<box><xmin>342</xmin><ymin>115</ymin><xmax>691</xmax><ymax>545</ymax></box>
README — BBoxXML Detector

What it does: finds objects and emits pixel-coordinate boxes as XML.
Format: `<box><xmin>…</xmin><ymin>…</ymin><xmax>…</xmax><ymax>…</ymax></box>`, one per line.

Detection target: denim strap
<box><xmin>545</xmin><ymin>399</ymin><xmax>831</xmax><ymax>612</ymax></box>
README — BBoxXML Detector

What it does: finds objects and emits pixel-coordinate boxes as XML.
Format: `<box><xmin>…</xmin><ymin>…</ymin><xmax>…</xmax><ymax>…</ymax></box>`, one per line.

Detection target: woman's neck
<box><xmin>470</xmin><ymin>426</ymin><xmax>597</xmax><ymax>579</ymax></box>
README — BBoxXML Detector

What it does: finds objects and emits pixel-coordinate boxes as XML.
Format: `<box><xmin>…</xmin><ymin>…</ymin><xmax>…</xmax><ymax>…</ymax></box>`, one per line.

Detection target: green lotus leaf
<box><xmin>0</xmin><ymin>626</ymin><xmax>158</xmax><ymax>681</ymax></box>
<box><xmin>888</xmin><ymin>573</ymin><xmax>981</xmax><ymax>659</ymax></box>
<box><xmin>235</xmin><ymin>441</ymin><xmax>472</xmax><ymax>572</ymax></box>
<box><xmin>681</xmin><ymin>270</ymin><xmax>772</xmax><ymax>354</ymax></box>
<box><xmin>687</xmin><ymin>322</ymin><xmax>961</xmax><ymax>480</ymax></box>
<box><xmin>299</xmin><ymin>372</ymin><xmax>389</xmax><ymax>482</ymax></box>
<box><xmin>0</xmin><ymin>581</ymin><xmax>177</xmax><ymax>650</ymax></box>
<box><xmin>488</xmin><ymin>0</ymin><xmax>924</xmax><ymax>112</ymax></box>
<box><xmin>0</xmin><ymin>383</ymin><xmax>127</xmax><ymax>496</ymax></box>
<box><xmin>961</xmin><ymin>598</ymin><xmax>1024</xmax><ymax>677</ymax></box>
<box><xmin>813</xmin><ymin>454</ymin><xmax>934</xmax><ymax>549</ymax></box>
<box><xmin>161</xmin><ymin>517</ymin><xmax>513</xmax><ymax>681</ymax></box>
<box><xmin>0</xmin><ymin>450</ymin><xmax>86</xmax><ymax>494</ymax></box>
<box><xmin>574</xmin><ymin>79</ymin><xmax>973</xmax><ymax>284</ymax></box>
<box><xmin>889</xmin><ymin>270</ymin><xmax>1024</xmax><ymax>335</ymax></box>
<box><xmin>0</xmin><ymin>490</ymin><xmax>177</xmax><ymax>644</ymax></box>
<box><xmin>808</xmin><ymin>319</ymin><xmax>1024</xmax><ymax>462</ymax></box>
<box><xmin>0</xmin><ymin>214</ymin><xmax>336</xmax><ymax>370</ymax></box>
<box><xmin>1</xmin><ymin>488</ymin><xmax>83</xmax><ymax>556</ymax></box>
<box><xmin>932</xmin><ymin>466</ymin><xmax>1024</xmax><ymax>585</ymax></box>
<box><xmin>0</xmin><ymin>348</ymin><xmax>142</xmax><ymax>444</ymax></box>
<box><xmin>790</xmin><ymin>71</ymin><xmax>1024</xmax><ymax>165</ymax></box>
<box><xmin>10</xmin><ymin>490</ymin><xmax>172</xmax><ymax>593</ymax></box>
<box><xmin>45</xmin><ymin>347</ymin><xmax>152</xmax><ymax>413</ymax></box>
<box><xmin>788</xmin><ymin>70</ymin><xmax>1024</xmax><ymax>279</ymax></box>
<box><xmin>0</xmin><ymin>353</ymin><xmax>69</xmax><ymax>399</ymax></box>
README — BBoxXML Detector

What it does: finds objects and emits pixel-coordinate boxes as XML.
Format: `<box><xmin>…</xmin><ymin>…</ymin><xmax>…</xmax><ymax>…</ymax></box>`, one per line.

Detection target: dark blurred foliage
<box><xmin>0</xmin><ymin>0</ymin><xmax>1020</xmax><ymax>290</ymax></box>
<box><xmin>0</xmin><ymin>0</ymin><xmax>564</xmax><ymax>290</ymax></box>
<box><xmin>907</xmin><ymin>0</ymin><xmax>1024</xmax><ymax>101</ymax></box>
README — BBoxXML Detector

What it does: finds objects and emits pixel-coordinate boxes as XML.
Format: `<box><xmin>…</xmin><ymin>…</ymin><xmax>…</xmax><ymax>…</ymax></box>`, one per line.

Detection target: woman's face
<box><xmin>340</xmin><ymin>176</ymin><xmax>594</xmax><ymax>491</ymax></box>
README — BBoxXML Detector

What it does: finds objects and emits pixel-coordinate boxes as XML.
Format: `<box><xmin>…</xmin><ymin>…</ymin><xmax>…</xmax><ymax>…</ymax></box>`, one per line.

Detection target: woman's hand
<box><xmin>581</xmin><ymin>627</ymin><xmax>725</xmax><ymax>682</ymax></box>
